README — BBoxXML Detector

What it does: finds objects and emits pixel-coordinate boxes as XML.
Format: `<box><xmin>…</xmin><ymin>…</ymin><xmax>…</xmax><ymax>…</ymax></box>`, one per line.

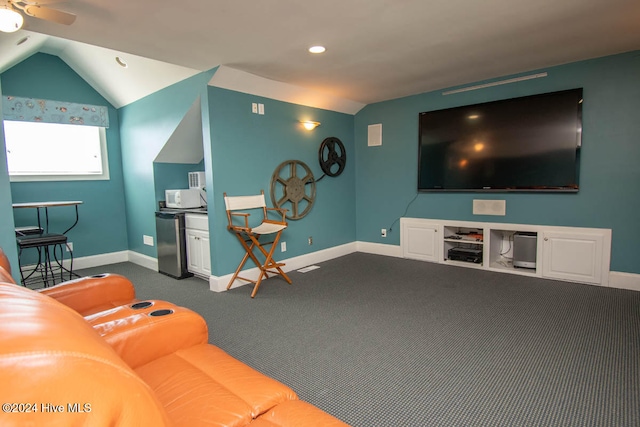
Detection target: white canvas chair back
<box><xmin>224</xmin><ymin>194</ymin><xmax>266</xmax><ymax>211</ymax></box>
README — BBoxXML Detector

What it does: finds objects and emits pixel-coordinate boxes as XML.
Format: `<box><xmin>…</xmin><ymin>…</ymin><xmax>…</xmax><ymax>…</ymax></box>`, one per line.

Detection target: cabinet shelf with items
<box><xmin>488</xmin><ymin>228</ymin><xmax>539</xmax><ymax>276</ymax></box>
<box><xmin>442</xmin><ymin>225</ymin><xmax>484</xmax><ymax>265</ymax></box>
<box><xmin>400</xmin><ymin>218</ymin><xmax>611</xmax><ymax>287</ymax></box>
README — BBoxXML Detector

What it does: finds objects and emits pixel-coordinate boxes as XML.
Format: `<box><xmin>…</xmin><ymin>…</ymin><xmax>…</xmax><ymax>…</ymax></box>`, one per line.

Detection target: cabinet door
<box><xmin>186</xmin><ymin>229</ymin><xmax>203</xmax><ymax>274</ymax></box>
<box><xmin>541</xmin><ymin>231</ymin><xmax>604</xmax><ymax>284</ymax></box>
<box><xmin>402</xmin><ymin>220</ymin><xmax>440</xmax><ymax>262</ymax></box>
<box><xmin>200</xmin><ymin>232</ymin><xmax>211</xmax><ymax>276</ymax></box>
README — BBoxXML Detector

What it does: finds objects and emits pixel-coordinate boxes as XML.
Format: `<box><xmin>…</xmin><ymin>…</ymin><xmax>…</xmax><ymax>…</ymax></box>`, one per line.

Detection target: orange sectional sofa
<box><xmin>0</xmin><ymin>249</ymin><xmax>349</xmax><ymax>426</ymax></box>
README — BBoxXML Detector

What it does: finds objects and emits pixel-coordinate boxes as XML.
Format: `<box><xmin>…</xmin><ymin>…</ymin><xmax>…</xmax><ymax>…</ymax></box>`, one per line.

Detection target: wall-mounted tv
<box><xmin>418</xmin><ymin>88</ymin><xmax>583</xmax><ymax>192</ymax></box>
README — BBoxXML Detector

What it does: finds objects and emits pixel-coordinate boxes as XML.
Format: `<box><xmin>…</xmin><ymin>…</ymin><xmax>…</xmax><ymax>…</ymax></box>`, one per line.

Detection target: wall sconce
<box><xmin>0</xmin><ymin>5</ymin><xmax>24</xmax><ymax>33</ymax></box>
<box><xmin>301</xmin><ymin>121</ymin><xmax>321</xmax><ymax>131</ymax></box>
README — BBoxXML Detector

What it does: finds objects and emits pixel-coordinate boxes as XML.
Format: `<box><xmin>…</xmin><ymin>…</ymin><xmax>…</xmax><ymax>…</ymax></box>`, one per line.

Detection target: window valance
<box><xmin>2</xmin><ymin>95</ymin><xmax>109</xmax><ymax>128</ymax></box>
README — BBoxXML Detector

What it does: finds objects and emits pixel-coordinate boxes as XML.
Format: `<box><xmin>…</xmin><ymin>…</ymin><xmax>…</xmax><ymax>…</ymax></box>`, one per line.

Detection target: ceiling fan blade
<box><xmin>23</xmin><ymin>4</ymin><xmax>76</xmax><ymax>25</ymax></box>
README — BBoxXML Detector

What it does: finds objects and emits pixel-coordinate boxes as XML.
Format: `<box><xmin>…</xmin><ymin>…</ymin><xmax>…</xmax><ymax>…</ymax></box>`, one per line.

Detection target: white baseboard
<box><xmin>72</xmin><ymin>250</ymin><xmax>129</xmax><ymax>270</ymax></box>
<box><xmin>47</xmin><ymin>244</ymin><xmax>639</xmax><ymax>294</ymax></box>
<box><xmin>356</xmin><ymin>241</ymin><xmax>403</xmax><ymax>258</ymax></box>
<box><xmin>209</xmin><ymin>242</ymin><xmax>358</xmax><ymax>292</ymax></box>
<box><xmin>59</xmin><ymin>250</ymin><xmax>155</xmax><ymax>273</ymax></box>
<box><xmin>127</xmin><ymin>251</ymin><xmax>159</xmax><ymax>271</ymax></box>
<box><xmin>609</xmin><ymin>271</ymin><xmax>640</xmax><ymax>292</ymax></box>
<box><xmin>22</xmin><ymin>250</ymin><xmax>130</xmax><ymax>273</ymax></box>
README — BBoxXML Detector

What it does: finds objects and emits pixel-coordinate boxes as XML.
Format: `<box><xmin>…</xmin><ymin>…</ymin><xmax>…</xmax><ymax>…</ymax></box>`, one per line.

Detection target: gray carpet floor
<box><xmin>77</xmin><ymin>253</ymin><xmax>640</xmax><ymax>427</ymax></box>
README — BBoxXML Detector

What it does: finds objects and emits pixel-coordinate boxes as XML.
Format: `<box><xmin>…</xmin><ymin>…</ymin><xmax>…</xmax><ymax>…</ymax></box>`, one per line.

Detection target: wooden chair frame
<box><xmin>224</xmin><ymin>190</ymin><xmax>292</xmax><ymax>297</ymax></box>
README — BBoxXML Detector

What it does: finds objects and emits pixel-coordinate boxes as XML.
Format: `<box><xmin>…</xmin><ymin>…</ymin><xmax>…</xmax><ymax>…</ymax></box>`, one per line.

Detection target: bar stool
<box><xmin>16</xmin><ymin>232</ymin><xmax>73</xmax><ymax>288</ymax></box>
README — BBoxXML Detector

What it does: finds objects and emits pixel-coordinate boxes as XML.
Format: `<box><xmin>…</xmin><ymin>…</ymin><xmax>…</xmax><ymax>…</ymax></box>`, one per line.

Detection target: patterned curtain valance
<box><xmin>2</xmin><ymin>95</ymin><xmax>109</xmax><ymax>128</ymax></box>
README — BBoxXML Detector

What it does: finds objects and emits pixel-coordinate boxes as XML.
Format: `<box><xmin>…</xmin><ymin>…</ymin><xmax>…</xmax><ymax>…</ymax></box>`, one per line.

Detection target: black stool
<box><xmin>16</xmin><ymin>233</ymin><xmax>73</xmax><ymax>288</ymax></box>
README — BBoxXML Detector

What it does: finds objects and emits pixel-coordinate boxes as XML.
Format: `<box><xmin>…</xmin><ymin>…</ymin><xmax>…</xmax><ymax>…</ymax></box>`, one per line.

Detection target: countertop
<box><xmin>158</xmin><ymin>207</ymin><xmax>208</xmax><ymax>215</ymax></box>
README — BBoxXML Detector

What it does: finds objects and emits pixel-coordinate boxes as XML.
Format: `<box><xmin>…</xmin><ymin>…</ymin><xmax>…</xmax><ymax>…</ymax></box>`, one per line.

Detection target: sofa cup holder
<box><xmin>149</xmin><ymin>309</ymin><xmax>173</xmax><ymax>317</ymax></box>
<box><xmin>131</xmin><ymin>301</ymin><xmax>153</xmax><ymax>309</ymax></box>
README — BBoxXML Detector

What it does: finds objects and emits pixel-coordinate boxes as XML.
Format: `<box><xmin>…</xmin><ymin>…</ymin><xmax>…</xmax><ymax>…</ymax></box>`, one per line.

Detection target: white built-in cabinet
<box><xmin>540</xmin><ymin>230</ymin><xmax>605</xmax><ymax>284</ymax></box>
<box><xmin>401</xmin><ymin>218</ymin><xmax>611</xmax><ymax>286</ymax></box>
<box><xmin>402</xmin><ymin>219</ymin><xmax>440</xmax><ymax>262</ymax></box>
<box><xmin>185</xmin><ymin>214</ymin><xmax>211</xmax><ymax>278</ymax></box>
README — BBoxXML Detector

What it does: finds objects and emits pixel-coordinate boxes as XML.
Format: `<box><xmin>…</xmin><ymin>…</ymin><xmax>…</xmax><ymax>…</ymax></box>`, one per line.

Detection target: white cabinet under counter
<box><xmin>185</xmin><ymin>214</ymin><xmax>211</xmax><ymax>278</ymax></box>
<box><xmin>401</xmin><ymin>218</ymin><xmax>611</xmax><ymax>287</ymax></box>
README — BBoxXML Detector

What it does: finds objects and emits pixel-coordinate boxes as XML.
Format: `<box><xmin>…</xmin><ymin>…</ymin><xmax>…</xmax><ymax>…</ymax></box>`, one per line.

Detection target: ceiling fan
<box><xmin>0</xmin><ymin>0</ymin><xmax>76</xmax><ymax>33</ymax></box>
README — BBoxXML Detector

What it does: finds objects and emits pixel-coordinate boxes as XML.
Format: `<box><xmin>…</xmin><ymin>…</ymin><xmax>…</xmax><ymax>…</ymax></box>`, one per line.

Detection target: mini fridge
<box><xmin>155</xmin><ymin>211</ymin><xmax>193</xmax><ymax>279</ymax></box>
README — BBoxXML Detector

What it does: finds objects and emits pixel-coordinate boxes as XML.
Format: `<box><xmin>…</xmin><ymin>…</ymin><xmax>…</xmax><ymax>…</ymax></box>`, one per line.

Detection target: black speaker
<box><xmin>513</xmin><ymin>232</ymin><xmax>537</xmax><ymax>269</ymax></box>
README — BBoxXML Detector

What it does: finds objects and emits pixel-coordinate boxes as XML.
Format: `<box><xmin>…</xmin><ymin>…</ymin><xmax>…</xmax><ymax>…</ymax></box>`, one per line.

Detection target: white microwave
<box><xmin>165</xmin><ymin>189</ymin><xmax>202</xmax><ymax>209</ymax></box>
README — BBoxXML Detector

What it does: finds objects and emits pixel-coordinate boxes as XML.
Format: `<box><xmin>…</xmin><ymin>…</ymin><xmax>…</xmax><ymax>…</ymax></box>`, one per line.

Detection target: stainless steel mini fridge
<box><xmin>155</xmin><ymin>211</ymin><xmax>193</xmax><ymax>279</ymax></box>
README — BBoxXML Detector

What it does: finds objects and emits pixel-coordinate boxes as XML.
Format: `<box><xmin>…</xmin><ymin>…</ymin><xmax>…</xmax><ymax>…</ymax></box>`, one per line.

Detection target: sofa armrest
<box><xmin>38</xmin><ymin>274</ymin><xmax>136</xmax><ymax>316</ymax></box>
<box><xmin>93</xmin><ymin>304</ymin><xmax>209</xmax><ymax>369</ymax></box>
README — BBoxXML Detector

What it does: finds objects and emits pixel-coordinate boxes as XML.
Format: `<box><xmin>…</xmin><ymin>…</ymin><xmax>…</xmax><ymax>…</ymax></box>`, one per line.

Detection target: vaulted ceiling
<box><xmin>1</xmin><ymin>0</ymin><xmax>638</xmax><ymax>113</ymax></box>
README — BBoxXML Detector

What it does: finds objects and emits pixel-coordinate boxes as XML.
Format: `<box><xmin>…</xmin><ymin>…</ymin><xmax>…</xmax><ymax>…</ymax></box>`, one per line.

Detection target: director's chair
<box><xmin>224</xmin><ymin>190</ymin><xmax>292</xmax><ymax>297</ymax></box>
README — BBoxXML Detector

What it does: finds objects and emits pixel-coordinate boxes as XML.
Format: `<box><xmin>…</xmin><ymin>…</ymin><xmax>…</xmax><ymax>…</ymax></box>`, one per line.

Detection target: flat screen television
<box><xmin>418</xmin><ymin>88</ymin><xmax>583</xmax><ymax>192</ymax></box>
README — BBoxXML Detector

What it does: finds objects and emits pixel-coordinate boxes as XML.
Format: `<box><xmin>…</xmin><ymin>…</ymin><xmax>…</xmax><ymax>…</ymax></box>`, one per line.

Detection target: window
<box><xmin>3</xmin><ymin>120</ymin><xmax>109</xmax><ymax>181</ymax></box>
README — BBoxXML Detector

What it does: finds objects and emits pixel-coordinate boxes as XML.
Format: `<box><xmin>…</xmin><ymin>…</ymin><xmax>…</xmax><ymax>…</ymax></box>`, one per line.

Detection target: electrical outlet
<box><xmin>281</xmin><ymin>241</ymin><xmax>286</xmax><ymax>252</ymax></box>
<box><xmin>308</xmin><ymin>236</ymin><xmax>313</xmax><ymax>245</ymax></box>
<box><xmin>381</xmin><ymin>229</ymin><xmax>387</xmax><ymax>238</ymax></box>
<box><xmin>252</xmin><ymin>102</ymin><xmax>258</xmax><ymax>113</ymax></box>
<box><xmin>143</xmin><ymin>235</ymin><xmax>154</xmax><ymax>246</ymax></box>
<box><xmin>66</xmin><ymin>242</ymin><xmax>73</xmax><ymax>252</ymax></box>
<box><xmin>258</xmin><ymin>103</ymin><xmax>265</xmax><ymax>115</ymax></box>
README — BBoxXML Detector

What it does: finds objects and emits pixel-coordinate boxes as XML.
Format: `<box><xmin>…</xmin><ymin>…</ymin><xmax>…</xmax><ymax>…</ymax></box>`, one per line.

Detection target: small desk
<box><xmin>12</xmin><ymin>201</ymin><xmax>83</xmax><ymax>235</ymax></box>
<box><xmin>12</xmin><ymin>201</ymin><xmax>83</xmax><ymax>287</ymax></box>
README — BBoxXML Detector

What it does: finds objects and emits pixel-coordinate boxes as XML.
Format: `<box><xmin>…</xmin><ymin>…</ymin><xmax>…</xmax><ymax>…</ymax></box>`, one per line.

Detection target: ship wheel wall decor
<box><xmin>270</xmin><ymin>160</ymin><xmax>316</xmax><ymax>220</ymax></box>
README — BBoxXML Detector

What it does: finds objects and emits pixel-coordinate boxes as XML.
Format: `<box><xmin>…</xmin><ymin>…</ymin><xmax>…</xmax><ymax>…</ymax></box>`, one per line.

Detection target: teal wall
<box><xmin>0</xmin><ymin>54</ymin><xmax>128</xmax><ymax>260</ymax></box>
<box><xmin>354</xmin><ymin>51</ymin><xmax>640</xmax><ymax>273</ymax></box>
<box><xmin>207</xmin><ymin>87</ymin><xmax>356</xmax><ymax>275</ymax></box>
<box><xmin>118</xmin><ymin>71</ymin><xmax>215</xmax><ymax>257</ymax></box>
<box><xmin>2</xmin><ymin>50</ymin><xmax>637</xmax><ymax>277</ymax></box>
<box><xmin>0</xmin><ymin>77</ymin><xmax>19</xmax><ymax>279</ymax></box>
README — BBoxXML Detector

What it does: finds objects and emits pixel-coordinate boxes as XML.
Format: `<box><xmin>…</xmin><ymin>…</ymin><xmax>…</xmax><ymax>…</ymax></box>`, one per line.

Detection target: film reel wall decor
<box><xmin>318</xmin><ymin>137</ymin><xmax>346</xmax><ymax>178</ymax></box>
<box><xmin>270</xmin><ymin>160</ymin><xmax>316</xmax><ymax>220</ymax></box>
<box><xmin>269</xmin><ymin>137</ymin><xmax>346</xmax><ymax>220</ymax></box>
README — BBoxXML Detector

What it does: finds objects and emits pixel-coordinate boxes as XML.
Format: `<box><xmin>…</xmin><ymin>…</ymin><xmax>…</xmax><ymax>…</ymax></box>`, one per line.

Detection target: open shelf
<box><xmin>488</xmin><ymin>228</ymin><xmax>538</xmax><ymax>274</ymax></box>
<box><xmin>443</xmin><ymin>225</ymin><xmax>484</xmax><ymax>264</ymax></box>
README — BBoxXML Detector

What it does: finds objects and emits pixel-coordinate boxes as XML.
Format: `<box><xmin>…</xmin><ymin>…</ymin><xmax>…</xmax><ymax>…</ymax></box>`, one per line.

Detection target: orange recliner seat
<box><xmin>0</xmin><ymin>282</ymin><xmax>172</xmax><ymax>426</ymax></box>
<box><xmin>1</xmin><ymin>246</ymin><xmax>138</xmax><ymax>316</ymax></box>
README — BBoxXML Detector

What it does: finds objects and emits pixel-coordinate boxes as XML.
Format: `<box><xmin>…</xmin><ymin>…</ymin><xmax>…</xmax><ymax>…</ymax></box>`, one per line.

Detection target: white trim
<box><xmin>71</xmin><ymin>250</ymin><xmax>157</xmax><ymax>271</ymax></box>
<box><xmin>609</xmin><ymin>271</ymin><xmax>640</xmax><ymax>292</ymax></box>
<box><xmin>356</xmin><ymin>241</ymin><xmax>403</xmax><ymax>258</ymax></box>
<box><xmin>27</xmin><ymin>244</ymin><xmax>635</xmax><ymax>294</ymax></box>
<box><xmin>20</xmin><ymin>250</ymin><xmax>129</xmax><ymax>274</ymax></box>
<box><xmin>127</xmin><ymin>250</ymin><xmax>159</xmax><ymax>271</ymax></box>
<box><xmin>71</xmin><ymin>250</ymin><xmax>129</xmax><ymax>269</ymax></box>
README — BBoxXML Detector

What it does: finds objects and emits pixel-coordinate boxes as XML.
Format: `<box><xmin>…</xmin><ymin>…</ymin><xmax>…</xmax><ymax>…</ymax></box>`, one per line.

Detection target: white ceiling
<box><xmin>0</xmin><ymin>0</ymin><xmax>639</xmax><ymax>113</ymax></box>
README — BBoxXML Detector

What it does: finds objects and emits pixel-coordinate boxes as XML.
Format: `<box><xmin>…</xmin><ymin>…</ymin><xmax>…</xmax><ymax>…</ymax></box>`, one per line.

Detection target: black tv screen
<box><xmin>418</xmin><ymin>88</ymin><xmax>583</xmax><ymax>192</ymax></box>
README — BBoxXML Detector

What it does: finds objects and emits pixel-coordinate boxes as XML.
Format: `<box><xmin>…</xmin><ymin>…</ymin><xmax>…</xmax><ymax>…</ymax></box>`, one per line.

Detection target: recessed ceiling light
<box><xmin>308</xmin><ymin>46</ymin><xmax>326</xmax><ymax>54</ymax></box>
<box><xmin>115</xmin><ymin>56</ymin><xmax>128</xmax><ymax>68</ymax></box>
